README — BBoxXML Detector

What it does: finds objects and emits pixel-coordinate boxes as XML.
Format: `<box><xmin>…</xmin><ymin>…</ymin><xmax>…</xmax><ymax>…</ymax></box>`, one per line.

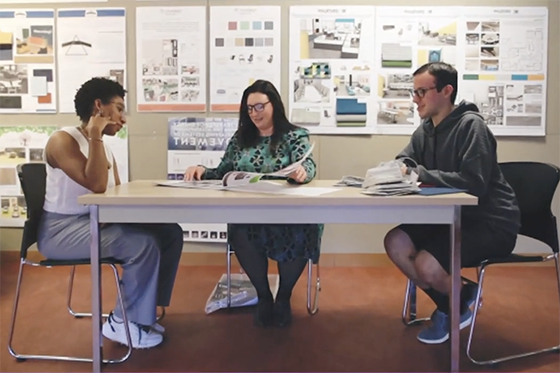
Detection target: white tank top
<box><xmin>43</xmin><ymin>126</ymin><xmax>115</xmax><ymax>215</ymax></box>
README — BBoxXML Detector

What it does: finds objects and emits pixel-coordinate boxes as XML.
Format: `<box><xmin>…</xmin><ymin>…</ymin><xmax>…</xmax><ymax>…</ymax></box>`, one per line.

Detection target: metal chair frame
<box><xmin>402</xmin><ymin>272</ymin><xmax>481</xmax><ymax>327</ymax></box>
<box><xmin>225</xmin><ymin>244</ymin><xmax>321</xmax><ymax>315</ymax></box>
<box><xmin>401</xmin><ymin>161</ymin><xmax>560</xmax><ymax>366</ymax></box>
<box><xmin>8</xmin><ymin>258</ymin><xmax>132</xmax><ymax>364</ymax></box>
<box><xmin>66</xmin><ymin>265</ymin><xmax>166</xmax><ymax>322</ymax></box>
<box><xmin>7</xmin><ymin>162</ymin><xmax>135</xmax><ymax>364</ymax></box>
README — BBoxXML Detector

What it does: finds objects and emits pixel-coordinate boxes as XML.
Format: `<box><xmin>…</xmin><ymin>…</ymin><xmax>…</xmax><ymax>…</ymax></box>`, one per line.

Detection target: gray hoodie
<box><xmin>397</xmin><ymin>100</ymin><xmax>521</xmax><ymax>236</ymax></box>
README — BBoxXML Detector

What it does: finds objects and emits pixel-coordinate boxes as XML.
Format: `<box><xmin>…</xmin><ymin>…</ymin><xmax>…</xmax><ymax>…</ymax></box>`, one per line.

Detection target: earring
<box><xmin>98</xmin><ymin>109</ymin><xmax>103</xmax><ymax>115</ymax></box>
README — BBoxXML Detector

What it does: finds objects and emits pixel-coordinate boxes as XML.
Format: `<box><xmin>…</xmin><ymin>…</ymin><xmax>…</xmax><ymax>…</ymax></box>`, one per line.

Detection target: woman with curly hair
<box><xmin>38</xmin><ymin>77</ymin><xmax>184</xmax><ymax>349</ymax></box>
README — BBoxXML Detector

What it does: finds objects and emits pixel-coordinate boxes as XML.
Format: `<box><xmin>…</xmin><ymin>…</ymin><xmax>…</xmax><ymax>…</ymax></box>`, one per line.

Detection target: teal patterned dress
<box><xmin>201</xmin><ymin>128</ymin><xmax>323</xmax><ymax>263</ymax></box>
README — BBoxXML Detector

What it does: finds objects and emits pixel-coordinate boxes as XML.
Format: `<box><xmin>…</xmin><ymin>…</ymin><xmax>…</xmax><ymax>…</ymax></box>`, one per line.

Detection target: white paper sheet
<box><xmin>29</xmin><ymin>75</ymin><xmax>47</xmax><ymax>96</ymax></box>
<box><xmin>157</xmin><ymin>180</ymin><xmax>342</xmax><ymax>197</ymax></box>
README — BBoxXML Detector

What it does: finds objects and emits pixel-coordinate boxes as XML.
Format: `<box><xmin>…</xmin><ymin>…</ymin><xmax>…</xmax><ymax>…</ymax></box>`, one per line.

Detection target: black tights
<box><xmin>230</xmin><ymin>232</ymin><xmax>308</xmax><ymax>302</ymax></box>
<box><xmin>421</xmin><ymin>285</ymin><xmax>472</xmax><ymax>315</ymax></box>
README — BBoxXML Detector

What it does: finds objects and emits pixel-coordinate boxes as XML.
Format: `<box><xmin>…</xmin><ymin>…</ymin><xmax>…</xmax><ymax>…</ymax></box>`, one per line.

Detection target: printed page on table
<box><xmin>157</xmin><ymin>142</ymin><xmax>316</xmax><ymax>190</ymax></box>
<box><xmin>155</xmin><ymin>180</ymin><xmax>224</xmax><ymax>190</ymax></box>
<box><xmin>222</xmin><ymin>171</ymin><xmax>264</xmax><ymax>187</ymax></box>
<box><xmin>226</xmin><ymin>180</ymin><xmax>343</xmax><ymax>196</ymax></box>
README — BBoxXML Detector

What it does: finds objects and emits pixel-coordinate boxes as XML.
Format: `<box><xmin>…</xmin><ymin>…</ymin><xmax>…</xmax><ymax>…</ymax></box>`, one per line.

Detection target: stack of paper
<box><xmin>361</xmin><ymin>181</ymin><xmax>421</xmax><ymax>196</ymax></box>
<box><xmin>361</xmin><ymin>160</ymin><xmax>420</xmax><ymax>196</ymax></box>
<box><xmin>335</xmin><ymin>160</ymin><xmax>421</xmax><ymax>196</ymax></box>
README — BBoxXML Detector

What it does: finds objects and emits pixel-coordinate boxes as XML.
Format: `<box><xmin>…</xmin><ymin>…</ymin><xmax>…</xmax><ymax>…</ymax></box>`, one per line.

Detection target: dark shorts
<box><xmin>398</xmin><ymin>220</ymin><xmax>517</xmax><ymax>272</ymax></box>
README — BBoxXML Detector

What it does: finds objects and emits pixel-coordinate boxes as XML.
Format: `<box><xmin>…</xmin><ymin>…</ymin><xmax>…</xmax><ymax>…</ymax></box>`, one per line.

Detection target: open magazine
<box><xmin>158</xmin><ymin>142</ymin><xmax>315</xmax><ymax>191</ymax></box>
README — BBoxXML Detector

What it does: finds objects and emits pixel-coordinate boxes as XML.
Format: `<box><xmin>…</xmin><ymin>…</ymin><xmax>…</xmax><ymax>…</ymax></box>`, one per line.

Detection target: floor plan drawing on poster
<box><xmin>288</xmin><ymin>6</ymin><xmax>376</xmax><ymax>135</ymax></box>
<box><xmin>374</xmin><ymin>7</ymin><xmax>459</xmax><ymax>135</ymax></box>
<box><xmin>56</xmin><ymin>8</ymin><xmax>126</xmax><ymax>113</ymax></box>
<box><xmin>0</xmin><ymin>9</ymin><xmax>56</xmax><ymax>113</ymax></box>
<box><xmin>136</xmin><ymin>6</ymin><xmax>206</xmax><ymax>112</ymax></box>
<box><xmin>209</xmin><ymin>6</ymin><xmax>281</xmax><ymax>112</ymax></box>
<box><xmin>457</xmin><ymin>6</ymin><xmax>548</xmax><ymax>137</ymax></box>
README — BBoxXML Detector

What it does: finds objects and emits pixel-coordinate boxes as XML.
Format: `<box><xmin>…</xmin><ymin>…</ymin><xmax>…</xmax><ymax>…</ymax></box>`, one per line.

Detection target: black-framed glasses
<box><xmin>247</xmin><ymin>101</ymin><xmax>269</xmax><ymax>113</ymax></box>
<box><xmin>411</xmin><ymin>86</ymin><xmax>437</xmax><ymax>98</ymax></box>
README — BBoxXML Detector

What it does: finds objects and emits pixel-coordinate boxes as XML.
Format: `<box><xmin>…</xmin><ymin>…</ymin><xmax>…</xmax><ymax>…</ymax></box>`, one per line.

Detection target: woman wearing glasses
<box><xmin>184</xmin><ymin>79</ymin><xmax>322</xmax><ymax>328</ymax></box>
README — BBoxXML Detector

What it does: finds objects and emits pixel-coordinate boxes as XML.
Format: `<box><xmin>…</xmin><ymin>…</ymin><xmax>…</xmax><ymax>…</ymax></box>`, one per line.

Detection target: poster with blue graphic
<box><xmin>167</xmin><ymin>116</ymin><xmax>237</xmax><ymax>243</ymax></box>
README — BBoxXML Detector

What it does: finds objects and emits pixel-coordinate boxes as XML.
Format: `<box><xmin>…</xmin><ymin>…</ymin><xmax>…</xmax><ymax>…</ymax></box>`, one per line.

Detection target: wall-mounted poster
<box><xmin>0</xmin><ymin>9</ymin><xmax>57</xmax><ymax>113</ymax></box>
<box><xmin>209</xmin><ymin>5</ymin><xmax>281</xmax><ymax>112</ymax></box>
<box><xmin>135</xmin><ymin>6</ymin><xmax>207</xmax><ymax>112</ymax></box>
<box><xmin>0</xmin><ymin>125</ymin><xmax>57</xmax><ymax>227</ymax></box>
<box><xmin>56</xmin><ymin>8</ymin><xmax>127</xmax><ymax>113</ymax></box>
<box><xmin>167</xmin><ymin>117</ymin><xmax>237</xmax><ymax>243</ymax></box>
<box><xmin>288</xmin><ymin>6</ymin><xmax>376</xmax><ymax>134</ymax></box>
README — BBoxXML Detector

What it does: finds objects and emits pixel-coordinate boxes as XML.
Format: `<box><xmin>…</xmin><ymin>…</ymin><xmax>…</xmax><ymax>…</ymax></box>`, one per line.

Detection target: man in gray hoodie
<box><xmin>384</xmin><ymin>62</ymin><xmax>521</xmax><ymax>344</ymax></box>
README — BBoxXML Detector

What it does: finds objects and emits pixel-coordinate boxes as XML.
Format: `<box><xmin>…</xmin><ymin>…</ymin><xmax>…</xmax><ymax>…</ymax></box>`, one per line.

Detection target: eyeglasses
<box><xmin>247</xmin><ymin>101</ymin><xmax>269</xmax><ymax>113</ymax></box>
<box><xmin>411</xmin><ymin>86</ymin><xmax>437</xmax><ymax>98</ymax></box>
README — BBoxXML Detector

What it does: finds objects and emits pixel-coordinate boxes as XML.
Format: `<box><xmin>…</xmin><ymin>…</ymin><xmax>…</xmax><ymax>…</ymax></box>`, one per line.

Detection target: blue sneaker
<box><xmin>417</xmin><ymin>308</ymin><xmax>473</xmax><ymax>344</ymax></box>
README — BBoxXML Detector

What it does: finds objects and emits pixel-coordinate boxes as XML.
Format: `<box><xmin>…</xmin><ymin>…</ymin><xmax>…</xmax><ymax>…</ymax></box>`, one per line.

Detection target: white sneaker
<box><xmin>102</xmin><ymin>313</ymin><xmax>163</xmax><ymax>349</ymax></box>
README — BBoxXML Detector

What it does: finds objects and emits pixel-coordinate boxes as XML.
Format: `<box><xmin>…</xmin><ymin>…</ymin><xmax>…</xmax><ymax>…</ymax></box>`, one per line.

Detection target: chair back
<box><xmin>500</xmin><ymin>161</ymin><xmax>559</xmax><ymax>253</ymax></box>
<box><xmin>16</xmin><ymin>162</ymin><xmax>47</xmax><ymax>259</ymax></box>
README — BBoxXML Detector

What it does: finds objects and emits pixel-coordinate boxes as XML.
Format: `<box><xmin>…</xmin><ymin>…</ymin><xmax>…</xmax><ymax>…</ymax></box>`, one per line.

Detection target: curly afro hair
<box><xmin>74</xmin><ymin>77</ymin><xmax>126</xmax><ymax>122</ymax></box>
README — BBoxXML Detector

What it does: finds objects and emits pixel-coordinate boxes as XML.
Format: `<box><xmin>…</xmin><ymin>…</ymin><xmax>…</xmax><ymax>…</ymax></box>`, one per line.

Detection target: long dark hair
<box><xmin>237</xmin><ymin>79</ymin><xmax>297</xmax><ymax>153</ymax></box>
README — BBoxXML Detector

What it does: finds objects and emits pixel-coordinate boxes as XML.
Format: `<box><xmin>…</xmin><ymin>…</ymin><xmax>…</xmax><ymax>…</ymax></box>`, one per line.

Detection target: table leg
<box><xmin>450</xmin><ymin>205</ymin><xmax>462</xmax><ymax>372</ymax></box>
<box><xmin>90</xmin><ymin>205</ymin><xmax>102</xmax><ymax>372</ymax></box>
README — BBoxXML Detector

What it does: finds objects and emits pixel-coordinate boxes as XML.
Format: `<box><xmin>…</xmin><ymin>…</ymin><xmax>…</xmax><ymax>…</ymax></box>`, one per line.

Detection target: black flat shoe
<box><xmin>254</xmin><ymin>297</ymin><xmax>274</xmax><ymax>327</ymax></box>
<box><xmin>273</xmin><ymin>299</ymin><xmax>292</xmax><ymax>328</ymax></box>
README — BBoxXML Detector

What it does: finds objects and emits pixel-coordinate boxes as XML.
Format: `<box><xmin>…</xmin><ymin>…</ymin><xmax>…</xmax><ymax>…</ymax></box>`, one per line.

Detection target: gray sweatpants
<box><xmin>37</xmin><ymin>211</ymin><xmax>184</xmax><ymax>326</ymax></box>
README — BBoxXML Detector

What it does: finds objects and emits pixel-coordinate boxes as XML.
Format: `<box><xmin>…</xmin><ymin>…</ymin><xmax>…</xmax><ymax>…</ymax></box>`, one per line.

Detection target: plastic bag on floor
<box><xmin>205</xmin><ymin>273</ymin><xmax>279</xmax><ymax>314</ymax></box>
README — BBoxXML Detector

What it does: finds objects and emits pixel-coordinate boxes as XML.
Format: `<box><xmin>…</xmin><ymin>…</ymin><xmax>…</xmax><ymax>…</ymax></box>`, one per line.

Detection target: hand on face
<box><xmin>288</xmin><ymin>164</ymin><xmax>307</xmax><ymax>183</ymax></box>
<box><xmin>91</xmin><ymin>98</ymin><xmax>126</xmax><ymax>136</ymax></box>
<box><xmin>86</xmin><ymin>112</ymin><xmax>117</xmax><ymax>138</ymax></box>
<box><xmin>184</xmin><ymin>166</ymin><xmax>206</xmax><ymax>181</ymax></box>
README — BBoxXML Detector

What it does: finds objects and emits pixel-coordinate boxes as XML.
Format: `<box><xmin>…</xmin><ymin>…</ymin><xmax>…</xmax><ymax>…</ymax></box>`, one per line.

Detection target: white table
<box><xmin>78</xmin><ymin>180</ymin><xmax>478</xmax><ymax>372</ymax></box>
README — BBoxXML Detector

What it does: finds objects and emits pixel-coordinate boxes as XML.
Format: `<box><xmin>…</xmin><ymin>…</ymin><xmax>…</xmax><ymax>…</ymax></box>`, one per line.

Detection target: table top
<box><xmin>77</xmin><ymin>180</ymin><xmax>478</xmax><ymax>207</ymax></box>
